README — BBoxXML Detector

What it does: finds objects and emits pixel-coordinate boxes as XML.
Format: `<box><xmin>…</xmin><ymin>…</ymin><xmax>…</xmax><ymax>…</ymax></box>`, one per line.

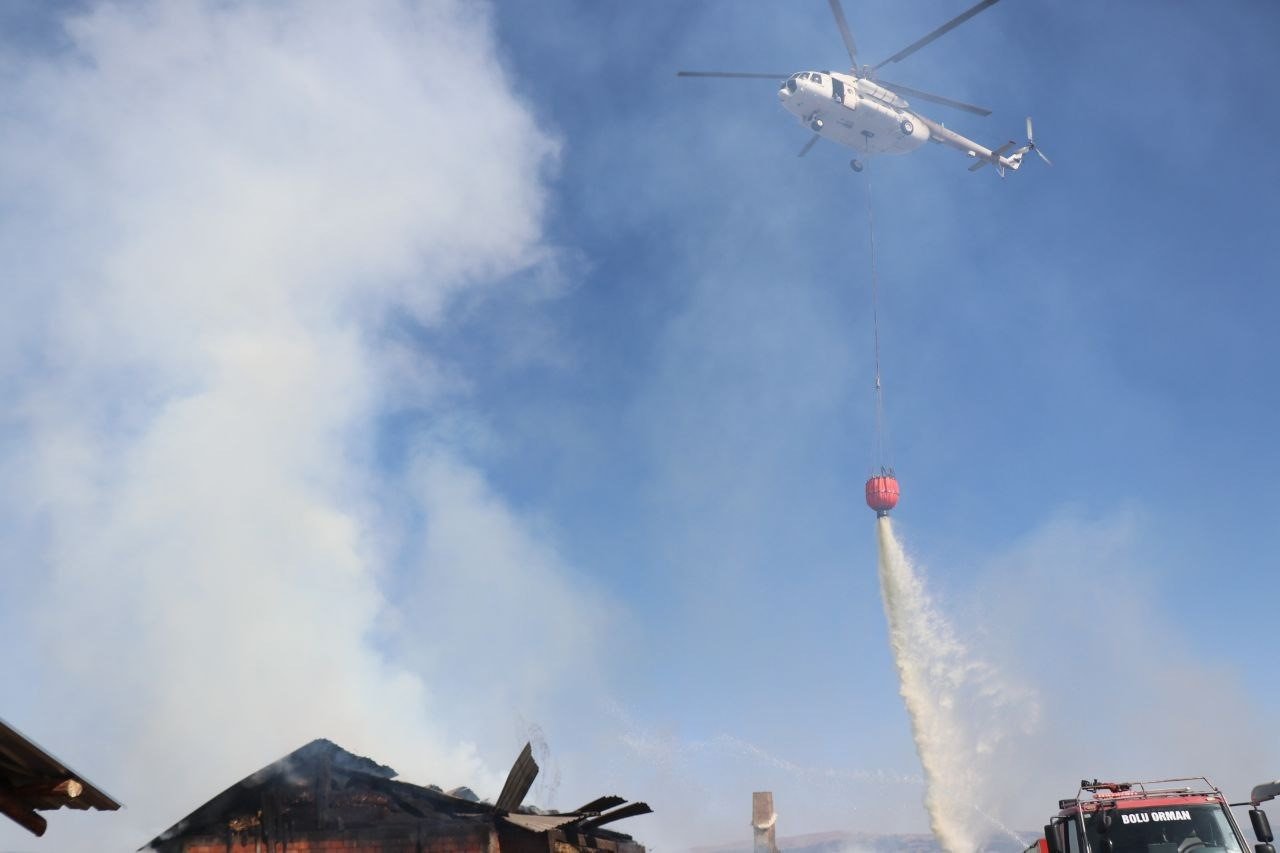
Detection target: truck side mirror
<box><xmin>1252</xmin><ymin>810</ymin><xmax>1275</xmax><ymax>843</ymax></box>
<box><xmin>1044</xmin><ymin>824</ymin><xmax>1063</xmax><ymax>853</ymax></box>
<box><xmin>1254</xmin><ymin>844</ymin><xmax>1275</xmax><ymax>853</ymax></box>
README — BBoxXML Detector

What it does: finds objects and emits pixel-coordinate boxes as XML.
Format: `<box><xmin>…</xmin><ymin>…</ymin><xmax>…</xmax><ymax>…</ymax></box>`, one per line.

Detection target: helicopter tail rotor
<box><xmin>1022</xmin><ymin>116</ymin><xmax>1052</xmax><ymax>166</ymax></box>
<box><xmin>1005</xmin><ymin>117</ymin><xmax>1051</xmax><ymax>171</ymax></box>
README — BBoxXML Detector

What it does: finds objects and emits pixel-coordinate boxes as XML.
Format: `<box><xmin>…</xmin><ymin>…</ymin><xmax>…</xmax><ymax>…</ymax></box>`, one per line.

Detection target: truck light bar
<box><xmin>1060</xmin><ymin>778</ymin><xmax>1224</xmax><ymax>814</ymax></box>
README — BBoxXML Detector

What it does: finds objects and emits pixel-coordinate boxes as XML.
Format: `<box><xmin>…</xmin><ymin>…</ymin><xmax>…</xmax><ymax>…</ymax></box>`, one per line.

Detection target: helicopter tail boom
<box><xmin>915</xmin><ymin>115</ymin><xmax>1013</xmax><ymax>173</ymax></box>
<box><xmin>917</xmin><ymin>114</ymin><xmax>1049</xmax><ymax>176</ymax></box>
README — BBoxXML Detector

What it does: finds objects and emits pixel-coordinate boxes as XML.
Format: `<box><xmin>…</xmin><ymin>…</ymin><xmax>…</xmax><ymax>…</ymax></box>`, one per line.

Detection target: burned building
<box><xmin>145</xmin><ymin>738</ymin><xmax>650</xmax><ymax>853</ymax></box>
<box><xmin>0</xmin><ymin>716</ymin><xmax>121</xmax><ymax>837</ymax></box>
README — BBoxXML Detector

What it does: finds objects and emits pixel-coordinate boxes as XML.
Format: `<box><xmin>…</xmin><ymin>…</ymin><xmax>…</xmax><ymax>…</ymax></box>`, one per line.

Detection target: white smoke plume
<box><xmin>965</xmin><ymin>511</ymin><xmax>1277</xmax><ymax>835</ymax></box>
<box><xmin>0</xmin><ymin>1</ymin><xmax>600</xmax><ymax>850</ymax></box>
<box><xmin>876</xmin><ymin>517</ymin><xmax>1040</xmax><ymax>852</ymax></box>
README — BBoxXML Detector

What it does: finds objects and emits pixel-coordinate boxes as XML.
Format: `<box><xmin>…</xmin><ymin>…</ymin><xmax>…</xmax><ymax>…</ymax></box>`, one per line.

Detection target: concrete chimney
<box><xmin>752</xmin><ymin>792</ymin><xmax>778</xmax><ymax>853</ymax></box>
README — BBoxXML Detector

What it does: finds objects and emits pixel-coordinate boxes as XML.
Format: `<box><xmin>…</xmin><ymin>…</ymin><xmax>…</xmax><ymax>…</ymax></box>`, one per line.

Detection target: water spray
<box><xmin>876</xmin><ymin>516</ymin><xmax>979</xmax><ymax>853</ymax></box>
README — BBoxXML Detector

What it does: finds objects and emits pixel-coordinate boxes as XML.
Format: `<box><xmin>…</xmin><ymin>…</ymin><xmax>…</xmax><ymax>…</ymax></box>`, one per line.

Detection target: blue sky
<box><xmin>486</xmin><ymin>0</ymin><xmax>1280</xmax><ymax>791</ymax></box>
<box><xmin>1</xmin><ymin>2</ymin><xmax>1279</xmax><ymax>851</ymax></box>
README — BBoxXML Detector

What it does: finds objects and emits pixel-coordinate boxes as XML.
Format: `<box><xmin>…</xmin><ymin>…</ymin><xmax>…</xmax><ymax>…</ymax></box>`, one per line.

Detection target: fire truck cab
<box><xmin>1030</xmin><ymin>779</ymin><xmax>1279</xmax><ymax>853</ymax></box>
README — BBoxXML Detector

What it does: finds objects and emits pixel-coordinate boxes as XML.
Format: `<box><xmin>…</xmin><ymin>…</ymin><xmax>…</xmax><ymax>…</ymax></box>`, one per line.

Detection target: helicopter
<box><xmin>677</xmin><ymin>0</ymin><xmax>1050</xmax><ymax>176</ymax></box>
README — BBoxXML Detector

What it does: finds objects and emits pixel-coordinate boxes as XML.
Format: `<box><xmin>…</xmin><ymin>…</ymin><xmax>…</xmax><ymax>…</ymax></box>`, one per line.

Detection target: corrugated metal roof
<box><xmin>502</xmin><ymin>813</ymin><xmax>585</xmax><ymax>833</ymax></box>
<box><xmin>581</xmin><ymin>802</ymin><xmax>653</xmax><ymax>830</ymax></box>
<box><xmin>576</xmin><ymin>795</ymin><xmax>626</xmax><ymax>815</ymax></box>
<box><xmin>495</xmin><ymin>743</ymin><xmax>538</xmax><ymax>812</ymax></box>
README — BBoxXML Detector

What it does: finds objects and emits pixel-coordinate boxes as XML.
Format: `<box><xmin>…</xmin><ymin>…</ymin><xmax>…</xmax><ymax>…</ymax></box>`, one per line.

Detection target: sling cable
<box><xmin>862</xmin><ymin>168</ymin><xmax>900</xmax><ymax>518</ymax></box>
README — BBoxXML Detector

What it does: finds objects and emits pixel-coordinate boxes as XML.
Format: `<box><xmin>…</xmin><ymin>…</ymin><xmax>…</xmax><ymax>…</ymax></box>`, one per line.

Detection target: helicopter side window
<box><xmin>814</xmin><ymin>74</ymin><xmax>824</xmax><ymax>84</ymax></box>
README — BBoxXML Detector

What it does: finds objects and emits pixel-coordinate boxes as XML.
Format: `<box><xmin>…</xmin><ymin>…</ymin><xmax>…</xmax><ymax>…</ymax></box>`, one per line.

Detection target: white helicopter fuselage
<box><xmin>778</xmin><ymin>69</ymin><xmax>1030</xmax><ymax>173</ymax></box>
<box><xmin>779</xmin><ymin>70</ymin><xmax>930</xmax><ymax>156</ymax></box>
<box><xmin>679</xmin><ymin>0</ymin><xmax>1046</xmax><ymax>176</ymax></box>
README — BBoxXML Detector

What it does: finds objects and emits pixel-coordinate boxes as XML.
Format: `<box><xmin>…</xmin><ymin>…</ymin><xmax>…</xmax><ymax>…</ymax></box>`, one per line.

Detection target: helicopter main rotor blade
<box><xmin>827</xmin><ymin>0</ymin><xmax>860</xmax><ymax>70</ymax></box>
<box><xmin>798</xmin><ymin>134</ymin><xmax>821</xmax><ymax>157</ymax></box>
<box><xmin>676</xmin><ymin>71</ymin><xmax>789</xmax><ymax>79</ymax></box>
<box><xmin>878</xmin><ymin>80</ymin><xmax>992</xmax><ymax>116</ymax></box>
<box><xmin>872</xmin><ymin>0</ymin><xmax>1003</xmax><ymax>70</ymax></box>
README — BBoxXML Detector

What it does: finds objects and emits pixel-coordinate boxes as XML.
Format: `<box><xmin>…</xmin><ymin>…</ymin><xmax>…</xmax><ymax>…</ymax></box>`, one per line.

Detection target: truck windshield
<box><xmin>1084</xmin><ymin>805</ymin><xmax>1244</xmax><ymax>853</ymax></box>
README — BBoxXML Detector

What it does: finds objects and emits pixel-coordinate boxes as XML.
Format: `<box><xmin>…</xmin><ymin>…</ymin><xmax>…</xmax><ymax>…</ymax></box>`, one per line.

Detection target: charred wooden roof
<box><xmin>145</xmin><ymin>738</ymin><xmax>650</xmax><ymax>852</ymax></box>
<box><xmin>0</xmin><ymin>716</ymin><xmax>121</xmax><ymax>837</ymax></box>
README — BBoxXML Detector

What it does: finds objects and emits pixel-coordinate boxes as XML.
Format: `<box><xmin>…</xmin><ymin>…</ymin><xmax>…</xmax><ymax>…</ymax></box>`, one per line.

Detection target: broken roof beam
<box><xmin>0</xmin><ymin>789</ymin><xmax>49</xmax><ymax>837</ymax></box>
<box><xmin>8</xmin><ymin>778</ymin><xmax>85</xmax><ymax>801</ymax></box>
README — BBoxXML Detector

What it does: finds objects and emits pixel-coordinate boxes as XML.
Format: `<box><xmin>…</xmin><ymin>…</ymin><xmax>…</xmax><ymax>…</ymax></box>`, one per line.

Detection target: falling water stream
<box><xmin>876</xmin><ymin>515</ymin><xmax>995</xmax><ymax>853</ymax></box>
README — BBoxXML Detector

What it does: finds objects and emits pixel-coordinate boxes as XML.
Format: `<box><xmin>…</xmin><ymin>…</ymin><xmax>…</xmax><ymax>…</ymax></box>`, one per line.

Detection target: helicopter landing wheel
<box><xmin>810</xmin><ymin>118</ymin><xmax>824</xmax><ymax>132</ymax></box>
<box><xmin>899</xmin><ymin>119</ymin><xmax>915</xmax><ymax>135</ymax></box>
<box><xmin>850</xmin><ymin>159</ymin><xmax>864</xmax><ymax>173</ymax></box>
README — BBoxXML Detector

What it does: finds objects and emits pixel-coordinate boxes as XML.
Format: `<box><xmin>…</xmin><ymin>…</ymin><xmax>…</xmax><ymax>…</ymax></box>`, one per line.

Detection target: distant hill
<box><xmin>691</xmin><ymin>829</ymin><xmax>1035</xmax><ymax>853</ymax></box>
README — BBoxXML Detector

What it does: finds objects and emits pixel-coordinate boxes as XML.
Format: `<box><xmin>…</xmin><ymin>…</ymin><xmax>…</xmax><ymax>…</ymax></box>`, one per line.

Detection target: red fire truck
<box><xmin>1025</xmin><ymin>779</ymin><xmax>1280</xmax><ymax>853</ymax></box>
